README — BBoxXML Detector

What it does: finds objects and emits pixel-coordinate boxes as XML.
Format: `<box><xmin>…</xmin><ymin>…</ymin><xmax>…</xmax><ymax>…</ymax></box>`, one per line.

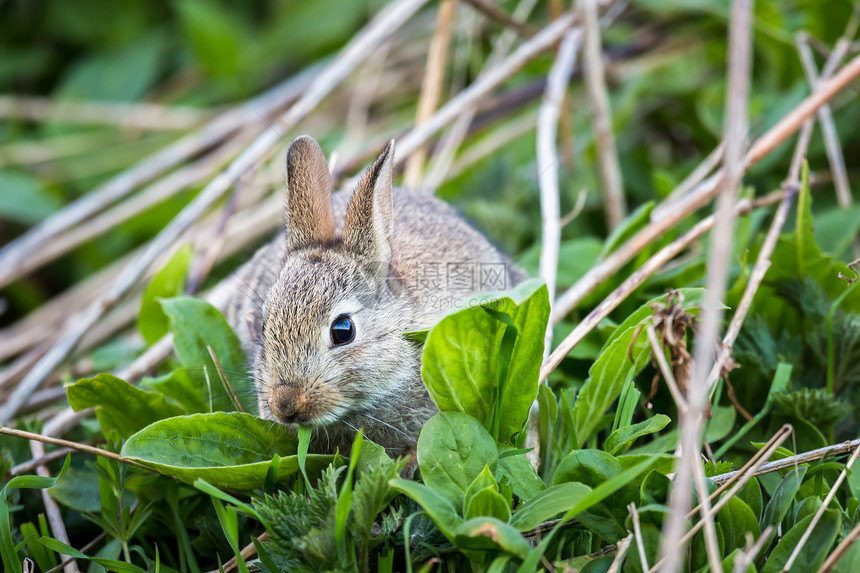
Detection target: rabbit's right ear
<box><xmin>343</xmin><ymin>140</ymin><xmax>395</xmax><ymax>267</ymax></box>
<box><xmin>285</xmin><ymin>135</ymin><xmax>335</xmax><ymax>251</ymax></box>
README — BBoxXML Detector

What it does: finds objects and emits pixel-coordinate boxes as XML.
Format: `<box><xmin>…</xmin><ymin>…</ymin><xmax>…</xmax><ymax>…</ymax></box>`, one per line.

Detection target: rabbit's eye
<box><xmin>330</xmin><ymin>314</ymin><xmax>356</xmax><ymax>346</ymax></box>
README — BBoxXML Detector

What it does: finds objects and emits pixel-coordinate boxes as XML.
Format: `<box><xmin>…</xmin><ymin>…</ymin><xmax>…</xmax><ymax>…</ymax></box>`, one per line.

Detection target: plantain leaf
<box><xmin>761</xmin><ymin>509</ymin><xmax>840</xmax><ymax>573</ymax></box>
<box><xmin>67</xmin><ymin>373</ymin><xmax>184</xmax><ymax>441</ymax></box>
<box><xmin>138</xmin><ymin>244</ymin><xmax>192</xmax><ymax>344</ymax></box>
<box><xmin>121</xmin><ymin>412</ymin><xmax>332</xmax><ymax>490</ymax></box>
<box><xmin>421</xmin><ymin>280</ymin><xmax>550</xmax><ymax>444</ymax></box>
<box><xmin>160</xmin><ymin>296</ymin><xmax>255</xmax><ymax>413</ymax></box>
<box><xmin>417</xmin><ymin>412</ymin><xmax>498</xmax><ymax>512</ymax></box>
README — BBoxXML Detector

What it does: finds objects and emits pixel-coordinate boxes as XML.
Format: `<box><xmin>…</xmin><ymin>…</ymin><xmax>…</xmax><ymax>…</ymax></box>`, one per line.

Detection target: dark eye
<box><xmin>330</xmin><ymin>314</ymin><xmax>356</xmax><ymax>346</ymax></box>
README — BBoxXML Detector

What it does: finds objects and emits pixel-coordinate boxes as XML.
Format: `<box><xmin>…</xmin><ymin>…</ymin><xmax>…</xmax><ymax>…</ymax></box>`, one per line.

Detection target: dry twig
<box><xmin>628</xmin><ymin>504</ymin><xmax>651</xmax><ymax>572</ymax></box>
<box><xmin>662</xmin><ymin>1</ymin><xmax>753</xmax><ymax>567</ymax></box>
<box><xmin>213</xmin><ymin>533</ymin><xmax>269</xmax><ymax>573</ymax></box>
<box><xmin>404</xmin><ymin>0</ymin><xmax>458</xmax><ymax>187</ymax></box>
<box><xmin>651</xmin><ymin>142</ymin><xmax>725</xmax><ymax>221</ymax></box>
<box><xmin>606</xmin><ymin>535</ymin><xmax>632</xmax><ymax>573</ymax></box>
<box><xmin>423</xmin><ymin>0</ymin><xmax>540</xmax><ymax>190</ymax></box>
<box><xmin>712</xmin><ymin>437</ymin><xmax>860</xmax><ymax>484</ymax></box>
<box><xmin>797</xmin><ymin>4</ymin><xmax>860</xmax><ymax>208</ymax></box>
<box><xmin>581</xmin><ymin>0</ymin><xmax>627</xmax><ymax>229</ymax></box>
<box><xmin>0</xmin><ymin>426</ymin><xmax>152</xmax><ymax>471</ymax></box>
<box><xmin>0</xmin><ymin>95</ymin><xmax>213</xmax><ymax>130</ymax></box>
<box><xmin>538</xmin><ymin>28</ymin><xmax>582</xmax><ymax>355</ymax></box>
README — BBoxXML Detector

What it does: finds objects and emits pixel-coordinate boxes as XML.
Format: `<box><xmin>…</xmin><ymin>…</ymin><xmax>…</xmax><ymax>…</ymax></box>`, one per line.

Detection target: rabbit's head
<box><xmin>255</xmin><ymin>136</ymin><xmax>418</xmax><ymax>430</ymax></box>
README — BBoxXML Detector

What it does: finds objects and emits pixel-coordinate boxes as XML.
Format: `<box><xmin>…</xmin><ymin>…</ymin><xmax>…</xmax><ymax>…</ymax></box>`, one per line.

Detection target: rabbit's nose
<box><xmin>270</xmin><ymin>383</ymin><xmax>311</xmax><ymax>423</ymax></box>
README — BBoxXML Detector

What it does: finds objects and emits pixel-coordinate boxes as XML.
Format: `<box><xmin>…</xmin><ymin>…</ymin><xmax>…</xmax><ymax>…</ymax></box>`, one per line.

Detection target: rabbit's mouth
<box><xmin>267</xmin><ymin>379</ymin><xmax>347</xmax><ymax>427</ymax></box>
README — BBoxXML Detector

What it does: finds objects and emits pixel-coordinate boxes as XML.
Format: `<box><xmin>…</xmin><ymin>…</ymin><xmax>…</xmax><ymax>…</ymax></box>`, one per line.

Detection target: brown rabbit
<box><xmin>223</xmin><ymin>135</ymin><xmax>522</xmax><ymax>456</ymax></box>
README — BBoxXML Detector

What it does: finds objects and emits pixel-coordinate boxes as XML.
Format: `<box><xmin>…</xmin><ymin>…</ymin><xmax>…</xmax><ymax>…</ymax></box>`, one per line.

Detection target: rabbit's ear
<box><xmin>343</xmin><ymin>139</ymin><xmax>395</xmax><ymax>265</ymax></box>
<box><xmin>285</xmin><ymin>135</ymin><xmax>335</xmax><ymax>250</ymax></box>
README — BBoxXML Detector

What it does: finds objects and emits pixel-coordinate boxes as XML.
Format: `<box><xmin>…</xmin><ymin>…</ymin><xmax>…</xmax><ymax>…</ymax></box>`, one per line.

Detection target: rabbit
<box><xmin>223</xmin><ymin>135</ymin><xmax>523</xmax><ymax>457</ymax></box>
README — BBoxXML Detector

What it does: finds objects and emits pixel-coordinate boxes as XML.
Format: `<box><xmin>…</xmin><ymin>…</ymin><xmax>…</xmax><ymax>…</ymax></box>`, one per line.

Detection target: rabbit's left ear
<box><xmin>284</xmin><ymin>135</ymin><xmax>335</xmax><ymax>251</ymax></box>
<box><xmin>343</xmin><ymin>139</ymin><xmax>395</xmax><ymax>266</ymax></box>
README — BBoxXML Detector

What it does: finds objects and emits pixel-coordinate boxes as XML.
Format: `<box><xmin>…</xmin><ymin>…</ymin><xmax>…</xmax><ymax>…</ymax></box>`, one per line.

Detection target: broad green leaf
<box><xmin>464</xmin><ymin>466</ymin><xmax>498</xmax><ymax>508</ymax></box>
<box><xmin>571</xmin><ymin>329</ymin><xmax>648</xmax><ymax>450</ymax></box>
<box><xmin>705</xmin><ymin>404</ymin><xmax>736</xmax><ymax>443</ymax></box>
<box><xmin>571</xmin><ymin>289</ymin><xmax>704</xmax><ymax>448</ymax></box>
<box><xmin>718</xmin><ymin>496</ymin><xmax>760</xmax><ymax>552</ymax></box>
<box><xmin>761</xmin><ymin>509</ymin><xmax>840</xmax><ymax>573</ymax></box>
<box><xmin>354</xmin><ymin>436</ymin><xmax>395</xmax><ymax>473</ymax></box>
<box><xmin>142</xmin><ymin>368</ymin><xmax>209</xmax><ymax>414</ymax></box>
<box><xmin>497</xmin><ymin>445</ymin><xmax>545</xmax><ymax>500</ymax></box>
<box><xmin>160</xmin><ymin>296</ymin><xmax>255</xmax><ymax>413</ymax></box>
<box><xmin>833</xmin><ymin>533</ymin><xmax>860</xmax><ymax>573</ymax></box>
<box><xmin>67</xmin><ymin>374</ymin><xmax>184</xmax><ymax>441</ymax></box>
<box><xmin>621</xmin><ymin>522</ymin><xmax>661</xmax><ymax>573</ymax></box>
<box><xmin>762</xmin><ymin>466</ymin><xmax>807</xmax><ymax>531</ymax></box>
<box><xmin>792</xmin><ymin>495</ymin><xmax>822</xmax><ymax>525</ymax></box>
<box><xmin>814</xmin><ymin>204</ymin><xmax>860</xmax><ymax>257</ymax></box>
<box><xmin>139</xmin><ymin>245</ymin><xmax>192</xmax><ymax>344</ymax></box>
<box><xmin>465</xmin><ymin>487</ymin><xmax>511</xmax><ymax>522</ymax></box>
<box><xmin>849</xmin><ymin>463</ymin><xmax>860</xmax><ymax>503</ymax></box>
<box><xmin>640</xmin><ymin>470</ymin><xmax>671</xmax><ymax>506</ymax></box>
<box><xmin>509</xmin><ymin>482</ymin><xmax>592</xmax><ymax>531</ymax></box>
<box><xmin>604</xmin><ymin>414</ymin><xmax>671</xmax><ymax>455</ymax></box>
<box><xmin>417</xmin><ymin>412</ymin><xmax>498</xmax><ymax>511</ymax></box>
<box><xmin>48</xmin><ymin>467</ymin><xmax>105</xmax><ymax>513</ymax></box>
<box><xmin>765</xmin><ymin>163</ymin><xmax>860</xmax><ymax>311</ymax></box>
<box><xmin>121</xmin><ymin>412</ymin><xmax>332</xmax><ymax>490</ymax></box>
<box><xmin>422</xmin><ymin>280</ymin><xmax>550</xmax><ymax>444</ymax></box>
<box><xmin>737</xmin><ymin>477</ymin><xmax>763</xmax><ymax>524</ymax></box>
<box><xmin>388</xmin><ymin>478</ymin><xmax>463</xmax><ymax>541</ymax></box>
<box><xmin>454</xmin><ymin>518</ymin><xmax>528</xmax><ymax>559</ymax></box>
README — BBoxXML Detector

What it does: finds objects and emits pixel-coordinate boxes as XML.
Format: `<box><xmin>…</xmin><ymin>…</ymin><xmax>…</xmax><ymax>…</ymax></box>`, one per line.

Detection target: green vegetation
<box><xmin>3</xmin><ymin>0</ymin><xmax>860</xmax><ymax>571</ymax></box>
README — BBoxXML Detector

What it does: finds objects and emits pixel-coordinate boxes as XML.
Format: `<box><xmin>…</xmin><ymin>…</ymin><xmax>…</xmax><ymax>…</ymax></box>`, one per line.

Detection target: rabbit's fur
<box><xmin>224</xmin><ymin>136</ymin><xmax>522</xmax><ymax>456</ymax></box>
